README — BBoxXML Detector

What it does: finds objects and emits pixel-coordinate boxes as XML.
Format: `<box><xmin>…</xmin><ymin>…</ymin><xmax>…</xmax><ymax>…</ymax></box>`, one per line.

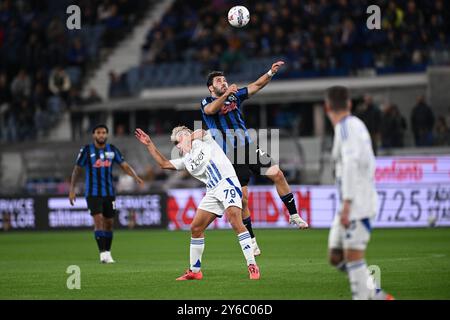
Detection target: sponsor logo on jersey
<box><xmin>93</xmin><ymin>159</ymin><xmax>112</xmax><ymax>168</ymax></box>
<box><xmin>220</xmin><ymin>101</ymin><xmax>238</xmax><ymax>115</ymax></box>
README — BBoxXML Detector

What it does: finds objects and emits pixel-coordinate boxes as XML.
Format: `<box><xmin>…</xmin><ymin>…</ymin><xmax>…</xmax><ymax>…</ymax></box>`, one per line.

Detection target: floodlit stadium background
<box><xmin>0</xmin><ymin>0</ymin><xmax>449</xmax><ymax>232</ymax></box>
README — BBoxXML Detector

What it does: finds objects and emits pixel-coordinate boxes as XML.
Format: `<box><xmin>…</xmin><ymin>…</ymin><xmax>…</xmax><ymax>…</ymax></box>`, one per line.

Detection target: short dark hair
<box><xmin>326</xmin><ymin>86</ymin><xmax>349</xmax><ymax>111</ymax></box>
<box><xmin>92</xmin><ymin>124</ymin><xmax>109</xmax><ymax>133</ymax></box>
<box><xmin>206</xmin><ymin>71</ymin><xmax>224</xmax><ymax>87</ymax></box>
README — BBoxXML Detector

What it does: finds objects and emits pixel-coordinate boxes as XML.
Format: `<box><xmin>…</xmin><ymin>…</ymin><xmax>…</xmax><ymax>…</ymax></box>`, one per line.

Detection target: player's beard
<box><xmin>214</xmin><ymin>85</ymin><xmax>227</xmax><ymax>97</ymax></box>
<box><xmin>95</xmin><ymin>137</ymin><xmax>107</xmax><ymax>145</ymax></box>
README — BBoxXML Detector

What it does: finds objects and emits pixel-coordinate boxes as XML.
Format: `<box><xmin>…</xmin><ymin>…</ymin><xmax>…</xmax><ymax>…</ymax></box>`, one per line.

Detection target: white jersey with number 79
<box><xmin>169</xmin><ymin>130</ymin><xmax>238</xmax><ymax>190</ymax></box>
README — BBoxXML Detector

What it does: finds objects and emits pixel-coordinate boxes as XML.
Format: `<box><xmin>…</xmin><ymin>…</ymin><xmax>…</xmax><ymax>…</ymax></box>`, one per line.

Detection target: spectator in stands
<box><xmin>434</xmin><ymin>116</ymin><xmax>450</xmax><ymax>146</ymax></box>
<box><xmin>411</xmin><ymin>95</ymin><xmax>435</xmax><ymax>146</ymax></box>
<box><xmin>115</xmin><ymin>123</ymin><xmax>127</xmax><ymax>136</ymax></box>
<box><xmin>108</xmin><ymin>70</ymin><xmax>128</xmax><ymax>98</ymax></box>
<box><xmin>381</xmin><ymin>103</ymin><xmax>407</xmax><ymax>148</ymax></box>
<box><xmin>48</xmin><ymin>66</ymin><xmax>71</xmax><ymax>104</ymax></box>
<box><xmin>67</xmin><ymin>87</ymin><xmax>84</xmax><ymax>110</ymax></box>
<box><xmin>354</xmin><ymin>94</ymin><xmax>382</xmax><ymax>155</ymax></box>
<box><xmin>67</xmin><ymin>37</ymin><xmax>87</xmax><ymax>70</ymax></box>
<box><xmin>0</xmin><ymin>71</ymin><xmax>13</xmax><ymax>141</ymax></box>
<box><xmin>10</xmin><ymin>69</ymin><xmax>31</xmax><ymax>99</ymax></box>
<box><xmin>24</xmin><ymin>33</ymin><xmax>46</xmax><ymax>73</ymax></box>
<box><xmin>84</xmin><ymin>88</ymin><xmax>103</xmax><ymax>105</ymax></box>
<box><xmin>0</xmin><ymin>72</ymin><xmax>10</xmax><ymax>105</ymax></box>
<box><xmin>46</xmin><ymin>17</ymin><xmax>65</xmax><ymax>44</ymax></box>
<box><xmin>16</xmin><ymin>98</ymin><xmax>34</xmax><ymax>140</ymax></box>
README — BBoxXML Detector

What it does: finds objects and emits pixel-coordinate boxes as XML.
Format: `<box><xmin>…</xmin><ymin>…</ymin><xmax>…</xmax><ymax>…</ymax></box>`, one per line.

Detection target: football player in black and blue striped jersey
<box><xmin>69</xmin><ymin>124</ymin><xmax>143</xmax><ymax>263</ymax></box>
<box><xmin>200</xmin><ymin>61</ymin><xmax>309</xmax><ymax>256</ymax></box>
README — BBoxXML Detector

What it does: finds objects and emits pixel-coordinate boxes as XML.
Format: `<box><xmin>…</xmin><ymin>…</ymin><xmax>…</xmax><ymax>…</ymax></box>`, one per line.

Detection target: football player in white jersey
<box><xmin>135</xmin><ymin>127</ymin><xmax>260</xmax><ymax>280</ymax></box>
<box><xmin>324</xmin><ymin>86</ymin><xmax>394</xmax><ymax>300</ymax></box>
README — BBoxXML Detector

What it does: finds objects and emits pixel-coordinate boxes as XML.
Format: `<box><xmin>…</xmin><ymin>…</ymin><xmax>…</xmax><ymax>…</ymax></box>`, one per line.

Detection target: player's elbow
<box><xmin>203</xmin><ymin>107</ymin><xmax>215</xmax><ymax>115</ymax></box>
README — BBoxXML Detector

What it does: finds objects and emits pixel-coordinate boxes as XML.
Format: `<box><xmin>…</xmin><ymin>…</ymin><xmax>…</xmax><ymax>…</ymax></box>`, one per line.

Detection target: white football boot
<box><xmin>289</xmin><ymin>213</ymin><xmax>309</xmax><ymax>229</ymax></box>
<box><xmin>103</xmin><ymin>251</ymin><xmax>115</xmax><ymax>264</ymax></box>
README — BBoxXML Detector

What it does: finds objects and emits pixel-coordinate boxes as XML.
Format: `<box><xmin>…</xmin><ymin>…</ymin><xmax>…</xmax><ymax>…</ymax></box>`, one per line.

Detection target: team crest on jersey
<box><xmin>105</xmin><ymin>152</ymin><xmax>115</xmax><ymax>159</ymax></box>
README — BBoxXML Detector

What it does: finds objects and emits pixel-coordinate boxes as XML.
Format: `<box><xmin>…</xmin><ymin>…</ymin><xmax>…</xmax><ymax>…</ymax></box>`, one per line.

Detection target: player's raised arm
<box><xmin>135</xmin><ymin>128</ymin><xmax>177</xmax><ymax>170</ymax></box>
<box><xmin>247</xmin><ymin>61</ymin><xmax>284</xmax><ymax>97</ymax></box>
<box><xmin>203</xmin><ymin>84</ymin><xmax>238</xmax><ymax>115</ymax></box>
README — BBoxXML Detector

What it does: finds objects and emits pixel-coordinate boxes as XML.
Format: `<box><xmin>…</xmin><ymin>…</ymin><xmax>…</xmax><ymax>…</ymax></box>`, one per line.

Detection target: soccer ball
<box><xmin>228</xmin><ymin>6</ymin><xmax>250</xmax><ymax>28</ymax></box>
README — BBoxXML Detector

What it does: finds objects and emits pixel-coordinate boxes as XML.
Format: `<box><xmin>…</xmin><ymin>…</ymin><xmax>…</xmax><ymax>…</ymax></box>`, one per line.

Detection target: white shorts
<box><xmin>198</xmin><ymin>176</ymin><xmax>243</xmax><ymax>217</ymax></box>
<box><xmin>328</xmin><ymin>215</ymin><xmax>373</xmax><ymax>251</ymax></box>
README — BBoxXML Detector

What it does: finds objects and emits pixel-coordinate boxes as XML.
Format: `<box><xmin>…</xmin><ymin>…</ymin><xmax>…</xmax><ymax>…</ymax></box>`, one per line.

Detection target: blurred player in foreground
<box><xmin>325</xmin><ymin>86</ymin><xmax>394</xmax><ymax>300</ymax></box>
<box><xmin>69</xmin><ymin>124</ymin><xmax>143</xmax><ymax>263</ymax></box>
<box><xmin>135</xmin><ymin>127</ymin><xmax>260</xmax><ymax>280</ymax></box>
<box><xmin>201</xmin><ymin>61</ymin><xmax>309</xmax><ymax>256</ymax></box>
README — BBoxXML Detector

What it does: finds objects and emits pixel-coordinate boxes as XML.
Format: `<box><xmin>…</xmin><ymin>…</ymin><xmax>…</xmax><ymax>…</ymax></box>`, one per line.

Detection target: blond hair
<box><xmin>170</xmin><ymin>126</ymin><xmax>192</xmax><ymax>142</ymax></box>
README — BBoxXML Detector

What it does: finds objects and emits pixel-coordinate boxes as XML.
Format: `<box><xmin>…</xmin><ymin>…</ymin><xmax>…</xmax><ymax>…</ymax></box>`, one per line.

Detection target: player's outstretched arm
<box><xmin>247</xmin><ymin>61</ymin><xmax>284</xmax><ymax>97</ymax></box>
<box><xmin>203</xmin><ymin>84</ymin><xmax>238</xmax><ymax>115</ymax></box>
<box><xmin>69</xmin><ymin>165</ymin><xmax>82</xmax><ymax>206</ymax></box>
<box><xmin>134</xmin><ymin>128</ymin><xmax>176</xmax><ymax>170</ymax></box>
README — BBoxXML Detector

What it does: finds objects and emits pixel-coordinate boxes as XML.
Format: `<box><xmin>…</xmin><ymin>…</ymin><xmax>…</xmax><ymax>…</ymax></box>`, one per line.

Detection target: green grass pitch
<box><xmin>1</xmin><ymin>228</ymin><xmax>449</xmax><ymax>299</ymax></box>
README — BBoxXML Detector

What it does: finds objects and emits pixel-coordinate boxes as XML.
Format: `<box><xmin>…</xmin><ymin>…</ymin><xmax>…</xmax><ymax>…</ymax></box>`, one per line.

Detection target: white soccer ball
<box><xmin>228</xmin><ymin>6</ymin><xmax>250</xmax><ymax>28</ymax></box>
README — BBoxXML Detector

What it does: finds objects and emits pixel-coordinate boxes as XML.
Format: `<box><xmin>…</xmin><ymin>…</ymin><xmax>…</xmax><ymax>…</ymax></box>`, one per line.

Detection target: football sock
<box><xmin>238</xmin><ymin>231</ymin><xmax>256</xmax><ymax>266</ymax></box>
<box><xmin>103</xmin><ymin>231</ymin><xmax>113</xmax><ymax>251</ymax></box>
<box><xmin>347</xmin><ymin>260</ymin><xmax>375</xmax><ymax>300</ymax></box>
<box><xmin>242</xmin><ymin>217</ymin><xmax>255</xmax><ymax>238</ymax></box>
<box><xmin>280</xmin><ymin>193</ymin><xmax>297</xmax><ymax>215</ymax></box>
<box><xmin>94</xmin><ymin>230</ymin><xmax>105</xmax><ymax>252</ymax></box>
<box><xmin>190</xmin><ymin>237</ymin><xmax>205</xmax><ymax>273</ymax></box>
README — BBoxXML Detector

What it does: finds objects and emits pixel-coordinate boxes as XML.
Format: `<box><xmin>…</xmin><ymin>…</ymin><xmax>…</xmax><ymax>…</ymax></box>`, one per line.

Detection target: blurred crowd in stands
<box><xmin>351</xmin><ymin>93</ymin><xmax>449</xmax><ymax>154</ymax></box>
<box><xmin>109</xmin><ymin>0</ymin><xmax>450</xmax><ymax>96</ymax></box>
<box><xmin>0</xmin><ymin>0</ymin><xmax>149</xmax><ymax>142</ymax></box>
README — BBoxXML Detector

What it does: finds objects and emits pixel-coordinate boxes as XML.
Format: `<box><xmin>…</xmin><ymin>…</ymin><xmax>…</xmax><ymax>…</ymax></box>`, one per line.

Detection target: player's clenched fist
<box><xmin>226</xmin><ymin>84</ymin><xmax>238</xmax><ymax>96</ymax></box>
<box><xmin>271</xmin><ymin>61</ymin><xmax>285</xmax><ymax>74</ymax></box>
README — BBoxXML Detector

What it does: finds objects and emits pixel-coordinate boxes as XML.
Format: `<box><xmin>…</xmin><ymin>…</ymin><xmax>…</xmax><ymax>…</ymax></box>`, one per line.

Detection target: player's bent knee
<box><xmin>267</xmin><ymin>165</ymin><xmax>284</xmax><ymax>182</ymax></box>
<box><xmin>190</xmin><ymin>224</ymin><xmax>204</xmax><ymax>237</ymax></box>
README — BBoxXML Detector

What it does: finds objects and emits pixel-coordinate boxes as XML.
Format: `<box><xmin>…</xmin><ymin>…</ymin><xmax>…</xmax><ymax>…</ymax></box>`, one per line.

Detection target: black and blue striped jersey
<box><xmin>75</xmin><ymin>143</ymin><xmax>124</xmax><ymax>197</ymax></box>
<box><xmin>200</xmin><ymin>87</ymin><xmax>252</xmax><ymax>153</ymax></box>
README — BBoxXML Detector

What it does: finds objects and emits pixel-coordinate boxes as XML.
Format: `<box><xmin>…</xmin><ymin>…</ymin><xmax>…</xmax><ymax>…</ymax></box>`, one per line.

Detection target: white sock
<box><xmin>190</xmin><ymin>237</ymin><xmax>204</xmax><ymax>273</ymax></box>
<box><xmin>238</xmin><ymin>231</ymin><xmax>256</xmax><ymax>266</ymax></box>
<box><xmin>347</xmin><ymin>260</ymin><xmax>376</xmax><ymax>300</ymax></box>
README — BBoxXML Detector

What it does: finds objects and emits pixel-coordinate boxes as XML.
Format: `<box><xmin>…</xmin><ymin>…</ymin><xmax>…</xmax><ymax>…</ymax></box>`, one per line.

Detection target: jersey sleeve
<box><xmin>339</xmin><ymin>123</ymin><xmax>358</xmax><ymax>201</ymax></box>
<box><xmin>169</xmin><ymin>158</ymin><xmax>185</xmax><ymax>170</ymax></box>
<box><xmin>200</xmin><ymin>97</ymin><xmax>213</xmax><ymax>111</ymax></box>
<box><xmin>75</xmin><ymin>146</ymin><xmax>88</xmax><ymax>167</ymax></box>
<box><xmin>236</xmin><ymin>87</ymin><xmax>249</xmax><ymax>102</ymax></box>
<box><xmin>112</xmin><ymin>145</ymin><xmax>125</xmax><ymax>164</ymax></box>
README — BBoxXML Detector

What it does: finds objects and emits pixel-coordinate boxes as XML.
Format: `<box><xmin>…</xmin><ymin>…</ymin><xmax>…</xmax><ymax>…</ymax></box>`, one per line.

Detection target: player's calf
<box><xmin>226</xmin><ymin>207</ymin><xmax>259</xmax><ymax>278</ymax></box>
